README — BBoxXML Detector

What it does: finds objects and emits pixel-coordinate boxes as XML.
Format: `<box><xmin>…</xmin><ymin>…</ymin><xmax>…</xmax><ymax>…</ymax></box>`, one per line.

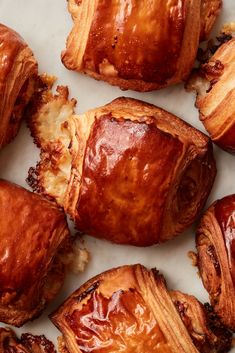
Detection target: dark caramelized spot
<box><xmin>197</xmin><ymin>33</ymin><xmax>233</xmax><ymax>64</ymax></box>
<box><xmin>174</xmin><ymin>300</ymin><xmax>192</xmax><ymax>328</ymax></box>
<box><xmin>75</xmin><ymin>281</ymin><xmax>100</xmax><ymax>302</ymax></box>
<box><xmin>214</xmin><ymin>195</ymin><xmax>235</xmax><ymax>285</ymax></box>
<box><xmin>21</xmin><ymin>333</ymin><xmax>57</xmax><ymax>353</ymax></box>
<box><xmin>65</xmin><ymin>289</ymin><xmax>172</xmax><ymax>353</ymax></box>
<box><xmin>201</xmin><ymin>60</ymin><xmax>224</xmax><ymax>77</ymax></box>
<box><xmin>176</xmin><ymin>151</ymin><xmax>209</xmax><ymax>216</ymax></box>
<box><xmin>177</xmin><ymin>176</ymin><xmax>197</xmax><ymax>205</ymax></box>
<box><xmin>204</xmin><ymin>304</ymin><xmax>233</xmax><ymax>353</ymax></box>
<box><xmin>0</xmin><ymin>328</ymin><xmax>56</xmax><ymax>353</ymax></box>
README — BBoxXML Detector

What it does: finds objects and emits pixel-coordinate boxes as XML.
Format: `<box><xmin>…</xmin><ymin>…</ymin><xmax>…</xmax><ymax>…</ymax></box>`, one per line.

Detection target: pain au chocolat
<box><xmin>195</xmin><ymin>194</ymin><xmax>235</xmax><ymax>331</ymax></box>
<box><xmin>50</xmin><ymin>264</ymin><xmax>232</xmax><ymax>353</ymax></box>
<box><xmin>61</xmin><ymin>0</ymin><xmax>221</xmax><ymax>91</ymax></box>
<box><xmin>28</xmin><ymin>79</ymin><xmax>216</xmax><ymax>246</ymax></box>
<box><xmin>0</xmin><ymin>327</ymin><xmax>56</xmax><ymax>353</ymax></box>
<box><xmin>188</xmin><ymin>25</ymin><xmax>235</xmax><ymax>153</ymax></box>
<box><xmin>0</xmin><ymin>23</ymin><xmax>38</xmax><ymax>149</ymax></box>
<box><xmin>0</xmin><ymin>179</ymin><xmax>73</xmax><ymax>327</ymax></box>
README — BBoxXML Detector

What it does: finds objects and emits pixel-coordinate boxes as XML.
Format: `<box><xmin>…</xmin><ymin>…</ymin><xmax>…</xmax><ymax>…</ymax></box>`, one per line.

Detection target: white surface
<box><xmin>0</xmin><ymin>0</ymin><xmax>235</xmax><ymax>350</ymax></box>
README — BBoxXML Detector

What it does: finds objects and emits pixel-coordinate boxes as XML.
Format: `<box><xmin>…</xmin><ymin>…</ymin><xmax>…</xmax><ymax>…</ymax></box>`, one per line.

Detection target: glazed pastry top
<box><xmin>0</xmin><ymin>180</ymin><xmax>68</xmax><ymax>294</ymax></box>
<box><xmin>83</xmin><ymin>0</ymin><xmax>186</xmax><ymax>83</ymax></box>
<box><xmin>62</xmin><ymin>0</ymin><xmax>221</xmax><ymax>90</ymax></box>
<box><xmin>0</xmin><ymin>179</ymin><xmax>70</xmax><ymax>326</ymax></box>
<box><xmin>0</xmin><ymin>23</ymin><xmax>38</xmax><ymax>148</ymax></box>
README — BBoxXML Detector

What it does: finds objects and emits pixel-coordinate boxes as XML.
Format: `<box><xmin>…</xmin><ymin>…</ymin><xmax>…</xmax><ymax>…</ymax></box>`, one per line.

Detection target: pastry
<box><xmin>0</xmin><ymin>327</ymin><xmax>56</xmax><ymax>353</ymax></box>
<box><xmin>0</xmin><ymin>23</ymin><xmax>38</xmax><ymax>148</ymax></box>
<box><xmin>28</xmin><ymin>80</ymin><xmax>216</xmax><ymax>246</ymax></box>
<box><xmin>195</xmin><ymin>194</ymin><xmax>235</xmax><ymax>331</ymax></box>
<box><xmin>187</xmin><ymin>24</ymin><xmax>235</xmax><ymax>153</ymax></box>
<box><xmin>27</xmin><ymin>80</ymin><xmax>217</xmax><ymax>246</ymax></box>
<box><xmin>61</xmin><ymin>0</ymin><xmax>221</xmax><ymax>91</ymax></box>
<box><xmin>51</xmin><ymin>264</ymin><xmax>232</xmax><ymax>353</ymax></box>
<box><xmin>0</xmin><ymin>179</ymin><xmax>73</xmax><ymax>327</ymax></box>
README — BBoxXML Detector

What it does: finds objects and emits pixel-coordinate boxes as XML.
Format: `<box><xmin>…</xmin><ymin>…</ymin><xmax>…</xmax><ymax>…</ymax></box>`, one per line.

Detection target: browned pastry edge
<box><xmin>50</xmin><ymin>264</ymin><xmax>232</xmax><ymax>353</ymax></box>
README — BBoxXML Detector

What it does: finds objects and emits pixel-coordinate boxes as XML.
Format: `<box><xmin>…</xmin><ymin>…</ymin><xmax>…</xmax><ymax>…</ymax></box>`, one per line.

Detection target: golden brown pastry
<box><xmin>0</xmin><ymin>179</ymin><xmax>71</xmax><ymax>327</ymax></box>
<box><xmin>27</xmin><ymin>80</ymin><xmax>216</xmax><ymax>246</ymax></box>
<box><xmin>0</xmin><ymin>23</ymin><xmax>38</xmax><ymax>148</ymax></box>
<box><xmin>61</xmin><ymin>0</ymin><xmax>221</xmax><ymax>92</ymax></box>
<box><xmin>51</xmin><ymin>264</ymin><xmax>232</xmax><ymax>353</ymax></box>
<box><xmin>0</xmin><ymin>327</ymin><xmax>56</xmax><ymax>353</ymax></box>
<box><xmin>195</xmin><ymin>194</ymin><xmax>235</xmax><ymax>331</ymax></box>
<box><xmin>187</xmin><ymin>25</ymin><xmax>235</xmax><ymax>153</ymax></box>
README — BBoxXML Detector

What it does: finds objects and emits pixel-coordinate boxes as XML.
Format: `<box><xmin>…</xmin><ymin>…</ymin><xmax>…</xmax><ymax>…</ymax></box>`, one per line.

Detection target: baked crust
<box><xmin>0</xmin><ymin>23</ymin><xmax>38</xmax><ymax>148</ymax></box>
<box><xmin>0</xmin><ymin>179</ymin><xmax>70</xmax><ymax>327</ymax></box>
<box><xmin>50</xmin><ymin>264</ymin><xmax>232</xmax><ymax>353</ymax></box>
<box><xmin>196</xmin><ymin>194</ymin><xmax>235</xmax><ymax>331</ymax></box>
<box><xmin>28</xmin><ymin>79</ymin><xmax>216</xmax><ymax>246</ymax></box>
<box><xmin>61</xmin><ymin>0</ymin><xmax>221</xmax><ymax>91</ymax></box>
<box><xmin>0</xmin><ymin>327</ymin><xmax>56</xmax><ymax>353</ymax></box>
<box><xmin>187</xmin><ymin>26</ymin><xmax>235</xmax><ymax>153</ymax></box>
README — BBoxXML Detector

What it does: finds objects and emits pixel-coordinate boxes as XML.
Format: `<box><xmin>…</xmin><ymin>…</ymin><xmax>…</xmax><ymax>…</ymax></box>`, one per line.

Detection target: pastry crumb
<box><xmin>188</xmin><ymin>251</ymin><xmax>198</xmax><ymax>266</ymax></box>
<box><xmin>60</xmin><ymin>239</ymin><xmax>89</xmax><ymax>274</ymax></box>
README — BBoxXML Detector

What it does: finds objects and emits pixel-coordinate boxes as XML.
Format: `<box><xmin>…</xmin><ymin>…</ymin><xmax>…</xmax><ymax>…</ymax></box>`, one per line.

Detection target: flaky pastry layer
<box><xmin>188</xmin><ymin>26</ymin><xmax>235</xmax><ymax>153</ymax></box>
<box><xmin>196</xmin><ymin>194</ymin><xmax>235</xmax><ymax>331</ymax></box>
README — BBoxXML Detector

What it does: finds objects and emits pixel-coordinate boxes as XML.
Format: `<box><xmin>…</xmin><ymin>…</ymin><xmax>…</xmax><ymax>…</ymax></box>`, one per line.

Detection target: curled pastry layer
<box><xmin>62</xmin><ymin>0</ymin><xmax>221</xmax><ymax>91</ymax></box>
<box><xmin>187</xmin><ymin>25</ymin><xmax>235</xmax><ymax>153</ymax></box>
<box><xmin>28</xmin><ymin>80</ymin><xmax>216</xmax><ymax>246</ymax></box>
<box><xmin>50</xmin><ymin>264</ymin><xmax>232</xmax><ymax>353</ymax></box>
<box><xmin>0</xmin><ymin>23</ymin><xmax>38</xmax><ymax>148</ymax></box>
<box><xmin>0</xmin><ymin>327</ymin><xmax>56</xmax><ymax>353</ymax></box>
<box><xmin>196</xmin><ymin>194</ymin><xmax>235</xmax><ymax>331</ymax></box>
<box><xmin>0</xmin><ymin>179</ymin><xmax>72</xmax><ymax>327</ymax></box>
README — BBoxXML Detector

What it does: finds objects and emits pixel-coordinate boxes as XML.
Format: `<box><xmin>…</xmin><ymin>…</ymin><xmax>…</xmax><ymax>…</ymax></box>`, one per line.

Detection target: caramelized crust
<box><xmin>28</xmin><ymin>80</ymin><xmax>216</xmax><ymax>246</ymax></box>
<box><xmin>0</xmin><ymin>23</ymin><xmax>38</xmax><ymax>148</ymax></box>
<box><xmin>188</xmin><ymin>30</ymin><xmax>235</xmax><ymax>153</ymax></box>
<box><xmin>0</xmin><ymin>179</ymin><xmax>70</xmax><ymax>327</ymax></box>
<box><xmin>62</xmin><ymin>0</ymin><xmax>221</xmax><ymax>91</ymax></box>
<box><xmin>50</xmin><ymin>264</ymin><xmax>232</xmax><ymax>353</ymax></box>
<box><xmin>196</xmin><ymin>194</ymin><xmax>235</xmax><ymax>331</ymax></box>
<box><xmin>0</xmin><ymin>327</ymin><xmax>56</xmax><ymax>353</ymax></box>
